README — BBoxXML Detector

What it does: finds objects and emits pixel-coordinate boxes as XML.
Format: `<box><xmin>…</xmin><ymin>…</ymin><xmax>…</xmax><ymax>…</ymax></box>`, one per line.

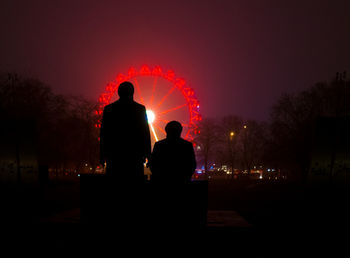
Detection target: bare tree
<box><xmin>240</xmin><ymin>120</ymin><xmax>267</xmax><ymax>174</ymax></box>
<box><xmin>269</xmin><ymin>75</ymin><xmax>350</xmax><ymax>181</ymax></box>
<box><xmin>217</xmin><ymin>115</ymin><xmax>243</xmax><ymax>178</ymax></box>
<box><xmin>0</xmin><ymin>73</ymin><xmax>100</xmax><ymax>177</ymax></box>
<box><xmin>194</xmin><ymin>118</ymin><xmax>219</xmax><ymax>172</ymax></box>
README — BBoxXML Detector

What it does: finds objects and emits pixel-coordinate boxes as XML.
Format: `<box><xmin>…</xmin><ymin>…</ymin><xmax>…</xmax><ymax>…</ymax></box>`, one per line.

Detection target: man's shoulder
<box><xmin>103</xmin><ymin>103</ymin><xmax>114</xmax><ymax>114</ymax></box>
<box><xmin>104</xmin><ymin>100</ymin><xmax>120</xmax><ymax>110</ymax></box>
<box><xmin>179</xmin><ymin>138</ymin><xmax>193</xmax><ymax>146</ymax></box>
<box><xmin>132</xmin><ymin>101</ymin><xmax>146</xmax><ymax>110</ymax></box>
<box><xmin>104</xmin><ymin>100</ymin><xmax>145</xmax><ymax>110</ymax></box>
<box><xmin>103</xmin><ymin>103</ymin><xmax>113</xmax><ymax>109</ymax></box>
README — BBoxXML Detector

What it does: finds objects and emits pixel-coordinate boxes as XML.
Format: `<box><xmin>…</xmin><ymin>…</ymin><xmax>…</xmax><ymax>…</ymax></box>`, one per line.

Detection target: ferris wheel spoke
<box><xmin>150</xmin><ymin>76</ymin><xmax>158</xmax><ymax>106</ymax></box>
<box><xmin>154</xmin><ymin>123</ymin><xmax>167</xmax><ymax>136</ymax></box>
<box><xmin>133</xmin><ymin>78</ymin><xmax>145</xmax><ymax>104</ymax></box>
<box><xmin>149</xmin><ymin>123</ymin><xmax>159</xmax><ymax>142</ymax></box>
<box><xmin>158</xmin><ymin>118</ymin><xmax>169</xmax><ymax>124</ymax></box>
<box><xmin>156</xmin><ymin>85</ymin><xmax>176</xmax><ymax>108</ymax></box>
<box><xmin>99</xmin><ymin>66</ymin><xmax>200</xmax><ymax>143</ymax></box>
<box><xmin>158</xmin><ymin>103</ymin><xmax>187</xmax><ymax>116</ymax></box>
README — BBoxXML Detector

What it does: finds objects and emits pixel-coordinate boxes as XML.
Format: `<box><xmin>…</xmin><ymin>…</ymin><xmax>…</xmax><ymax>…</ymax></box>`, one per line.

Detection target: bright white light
<box><xmin>146</xmin><ymin>110</ymin><xmax>155</xmax><ymax>124</ymax></box>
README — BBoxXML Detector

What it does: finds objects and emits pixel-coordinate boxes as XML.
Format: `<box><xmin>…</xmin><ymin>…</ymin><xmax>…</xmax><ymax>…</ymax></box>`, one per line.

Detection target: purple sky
<box><xmin>1</xmin><ymin>0</ymin><xmax>350</xmax><ymax>121</ymax></box>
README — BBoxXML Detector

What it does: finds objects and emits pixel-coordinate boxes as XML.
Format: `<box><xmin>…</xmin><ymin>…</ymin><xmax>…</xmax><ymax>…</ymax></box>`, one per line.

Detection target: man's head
<box><xmin>165</xmin><ymin>121</ymin><xmax>183</xmax><ymax>139</ymax></box>
<box><xmin>118</xmin><ymin>81</ymin><xmax>134</xmax><ymax>99</ymax></box>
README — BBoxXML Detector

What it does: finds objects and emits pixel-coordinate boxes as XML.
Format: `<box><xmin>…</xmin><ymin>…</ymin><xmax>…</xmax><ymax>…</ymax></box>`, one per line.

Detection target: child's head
<box><xmin>165</xmin><ymin>121</ymin><xmax>182</xmax><ymax>139</ymax></box>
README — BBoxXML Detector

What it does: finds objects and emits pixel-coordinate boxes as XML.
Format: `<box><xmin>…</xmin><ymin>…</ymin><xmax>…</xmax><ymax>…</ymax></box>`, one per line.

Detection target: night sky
<box><xmin>1</xmin><ymin>0</ymin><xmax>350</xmax><ymax>121</ymax></box>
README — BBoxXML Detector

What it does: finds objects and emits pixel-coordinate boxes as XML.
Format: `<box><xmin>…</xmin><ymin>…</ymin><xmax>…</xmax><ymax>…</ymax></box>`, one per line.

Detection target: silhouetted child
<box><xmin>149</xmin><ymin>121</ymin><xmax>196</xmax><ymax>183</ymax></box>
<box><xmin>148</xmin><ymin>121</ymin><xmax>197</xmax><ymax>229</ymax></box>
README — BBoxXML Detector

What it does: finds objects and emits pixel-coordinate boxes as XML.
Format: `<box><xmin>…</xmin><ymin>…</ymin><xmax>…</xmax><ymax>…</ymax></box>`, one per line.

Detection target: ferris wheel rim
<box><xmin>96</xmin><ymin>65</ymin><xmax>201</xmax><ymax>141</ymax></box>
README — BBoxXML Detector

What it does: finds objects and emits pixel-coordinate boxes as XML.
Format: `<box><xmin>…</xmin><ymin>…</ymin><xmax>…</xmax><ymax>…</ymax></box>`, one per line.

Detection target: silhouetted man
<box><xmin>150</xmin><ymin>121</ymin><xmax>196</xmax><ymax>183</ymax></box>
<box><xmin>100</xmin><ymin>81</ymin><xmax>151</xmax><ymax>182</ymax></box>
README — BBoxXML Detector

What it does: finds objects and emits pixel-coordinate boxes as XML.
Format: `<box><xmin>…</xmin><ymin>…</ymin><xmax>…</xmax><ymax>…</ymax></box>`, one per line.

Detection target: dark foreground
<box><xmin>0</xmin><ymin>178</ymin><xmax>348</xmax><ymax>255</ymax></box>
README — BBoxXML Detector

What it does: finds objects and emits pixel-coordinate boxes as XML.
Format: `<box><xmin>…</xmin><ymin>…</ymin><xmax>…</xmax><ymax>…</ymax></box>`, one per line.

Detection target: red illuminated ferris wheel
<box><xmin>96</xmin><ymin>65</ymin><xmax>201</xmax><ymax>144</ymax></box>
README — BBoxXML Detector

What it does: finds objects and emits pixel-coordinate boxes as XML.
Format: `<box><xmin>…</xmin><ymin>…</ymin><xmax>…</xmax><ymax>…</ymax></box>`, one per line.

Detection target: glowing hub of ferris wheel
<box><xmin>96</xmin><ymin>65</ymin><xmax>201</xmax><ymax>143</ymax></box>
<box><xmin>146</xmin><ymin>110</ymin><xmax>155</xmax><ymax>124</ymax></box>
<box><xmin>146</xmin><ymin>109</ymin><xmax>158</xmax><ymax>142</ymax></box>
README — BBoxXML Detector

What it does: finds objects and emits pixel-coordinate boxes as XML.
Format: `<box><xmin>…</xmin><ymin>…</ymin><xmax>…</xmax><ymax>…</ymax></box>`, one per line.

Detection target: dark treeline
<box><xmin>195</xmin><ymin>73</ymin><xmax>350</xmax><ymax>181</ymax></box>
<box><xmin>194</xmin><ymin>116</ymin><xmax>267</xmax><ymax>175</ymax></box>
<box><xmin>0</xmin><ymin>72</ymin><xmax>100</xmax><ymax>175</ymax></box>
<box><xmin>1</xmin><ymin>72</ymin><xmax>349</xmax><ymax>182</ymax></box>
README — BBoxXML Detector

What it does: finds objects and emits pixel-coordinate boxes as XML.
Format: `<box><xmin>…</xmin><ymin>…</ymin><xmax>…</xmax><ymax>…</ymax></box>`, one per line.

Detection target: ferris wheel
<box><xmin>96</xmin><ymin>65</ymin><xmax>201</xmax><ymax>144</ymax></box>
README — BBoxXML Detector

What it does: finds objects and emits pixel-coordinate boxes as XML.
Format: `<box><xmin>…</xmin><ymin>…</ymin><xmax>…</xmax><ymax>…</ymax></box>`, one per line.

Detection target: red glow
<box><xmin>128</xmin><ymin>67</ymin><xmax>137</xmax><ymax>77</ymax></box>
<box><xmin>156</xmin><ymin>85</ymin><xmax>176</xmax><ymax>108</ymax></box>
<box><xmin>150</xmin><ymin>76</ymin><xmax>158</xmax><ymax>106</ymax></box>
<box><xmin>152</xmin><ymin>66</ymin><xmax>162</xmax><ymax>76</ymax></box>
<box><xmin>140</xmin><ymin>65</ymin><xmax>151</xmax><ymax>75</ymax></box>
<box><xmin>153</xmin><ymin>123</ymin><xmax>167</xmax><ymax>135</ymax></box>
<box><xmin>133</xmin><ymin>78</ymin><xmax>145</xmax><ymax>104</ymax></box>
<box><xmin>175</xmin><ymin>78</ymin><xmax>186</xmax><ymax>88</ymax></box>
<box><xmin>116</xmin><ymin>73</ymin><xmax>127</xmax><ymax>83</ymax></box>
<box><xmin>159</xmin><ymin>103</ymin><xmax>187</xmax><ymax>115</ymax></box>
<box><xmin>96</xmin><ymin>65</ymin><xmax>201</xmax><ymax>142</ymax></box>
<box><xmin>164</xmin><ymin>70</ymin><xmax>175</xmax><ymax>81</ymax></box>
<box><xmin>158</xmin><ymin>118</ymin><xmax>169</xmax><ymax>124</ymax></box>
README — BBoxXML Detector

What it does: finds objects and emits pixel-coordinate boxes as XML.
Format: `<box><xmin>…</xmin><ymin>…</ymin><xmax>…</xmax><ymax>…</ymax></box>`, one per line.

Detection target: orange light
<box><xmin>150</xmin><ymin>124</ymin><xmax>159</xmax><ymax>142</ymax></box>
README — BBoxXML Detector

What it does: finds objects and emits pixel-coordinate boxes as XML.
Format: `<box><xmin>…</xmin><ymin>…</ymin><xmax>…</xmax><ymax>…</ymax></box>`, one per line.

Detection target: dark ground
<box><xmin>0</xmin><ymin>178</ymin><xmax>348</xmax><ymax>255</ymax></box>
